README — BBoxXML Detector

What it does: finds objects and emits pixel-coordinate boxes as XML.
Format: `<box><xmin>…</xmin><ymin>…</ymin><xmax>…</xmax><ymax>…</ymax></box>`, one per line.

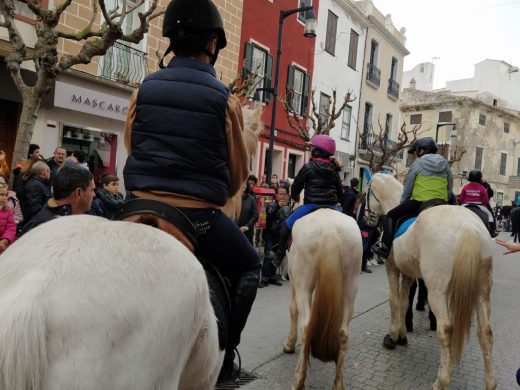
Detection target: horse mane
<box><xmin>221</xmin><ymin>104</ymin><xmax>262</xmax><ymax>220</ymax></box>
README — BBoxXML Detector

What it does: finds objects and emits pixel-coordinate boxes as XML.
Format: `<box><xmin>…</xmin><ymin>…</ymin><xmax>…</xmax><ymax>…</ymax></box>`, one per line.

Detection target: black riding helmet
<box><xmin>161</xmin><ymin>0</ymin><xmax>227</xmax><ymax>67</ymax></box>
<box><xmin>468</xmin><ymin>169</ymin><xmax>483</xmax><ymax>182</ymax></box>
<box><xmin>408</xmin><ymin>137</ymin><xmax>438</xmax><ymax>157</ymax></box>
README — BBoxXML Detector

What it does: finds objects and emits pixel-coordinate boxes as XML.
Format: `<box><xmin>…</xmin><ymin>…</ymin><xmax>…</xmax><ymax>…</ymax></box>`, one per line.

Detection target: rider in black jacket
<box><xmin>270</xmin><ymin>134</ymin><xmax>344</xmax><ymax>266</ymax></box>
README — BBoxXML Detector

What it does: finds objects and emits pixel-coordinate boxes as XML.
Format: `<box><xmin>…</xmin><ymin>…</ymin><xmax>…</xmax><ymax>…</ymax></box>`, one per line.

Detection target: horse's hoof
<box><xmin>397</xmin><ymin>336</ymin><xmax>408</xmax><ymax>346</ymax></box>
<box><xmin>383</xmin><ymin>334</ymin><xmax>396</xmax><ymax>349</ymax></box>
<box><xmin>283</xmin><ymin>343</ymin><xmax>295</xmax><ymax>354</ymax></box>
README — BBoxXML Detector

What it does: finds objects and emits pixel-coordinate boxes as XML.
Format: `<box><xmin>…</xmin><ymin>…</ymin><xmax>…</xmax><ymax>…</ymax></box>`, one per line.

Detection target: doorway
<box><xmin>0</xmin><ymin>99</ymin><xmax>20</xmax><ymax>168</ymax></box>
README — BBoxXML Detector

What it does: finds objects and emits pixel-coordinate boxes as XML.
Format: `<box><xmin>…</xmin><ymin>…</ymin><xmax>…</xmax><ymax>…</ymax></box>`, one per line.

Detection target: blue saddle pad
<box><xmin>395</xmin><ymin>217</ymin><xmax>416</xmax><ymax>239</ymax></box>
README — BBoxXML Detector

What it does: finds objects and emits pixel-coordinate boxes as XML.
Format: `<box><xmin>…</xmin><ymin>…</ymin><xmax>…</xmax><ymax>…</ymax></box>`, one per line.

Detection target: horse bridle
<box><xmin>364</xmin><ymin>182</ymin><xmax>383</xmax><ymax>226</ymax></box>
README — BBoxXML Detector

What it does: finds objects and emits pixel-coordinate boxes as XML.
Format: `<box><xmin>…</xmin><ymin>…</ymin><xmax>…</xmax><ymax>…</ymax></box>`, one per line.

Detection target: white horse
<box><xmin>364</xmin><ymin>173</ymin><xmax>496</xmax><ymax>390</ymax></box>
<box><xmin>282</xmin><ymin>208</ymin><xmax>362</xmax><ymax>390</ymax></box>
<box><xmin>0</xmin><ymin>104</ymin><xmax>262</xmax><ymax>390</ymax></box>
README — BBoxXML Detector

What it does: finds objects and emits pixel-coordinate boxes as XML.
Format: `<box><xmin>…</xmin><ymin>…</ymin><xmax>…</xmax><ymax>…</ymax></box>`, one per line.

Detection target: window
<box><xmin>324</xmin><ymin>10</ymin><xmax>338</xmax><ymax>56</ymax></box>
<box><xmin>390</xmin><ymin>57</ymin><xmax>398</xmax><ymax>81</ymax></box>
<box><xmin>286</xmin><ymin>65</ymin><xmax>310</xmax><ymax>116</ymax></box>
<box><xmin>493</xmin><ymin>99</ymin><xmax>498</xmax><ymax>107</ymax></box>
<box><xmin>479</xmin><ymin>113</ymin><xmax>487</xmax><ymax>126</ymax></box>
<box><xmin>438</xmin><ymin>111</ymin><xmax>452</xmax><ymax>122</ymax></box>
<box><xmin>504</xmin><ymin>122</ymin><xmax>510</xmax><ymax>134</ymax></box>
<box><xmin>243</xmin><ymin>42</ymin><xmax>273</xmax><ymax>103</ymax></box>
<box><xmin>341</xmin><ymin>106</ymin><xmax>352</xmax><ymax>140</ymax></box>
<box><xmin>410</xmin><ymin>113</ymin><xmax>422</xmax><ymax>125</ymax></box>
<box><xmin>420</xmin><ymin>64</ymin><xmax>425</xmax><ymax>73</ymax></box>
<box><xmin>363</xmin><ymin>102</ymin><xmax>373</xmax><ymax>133</ymax></box>
<box><xmin>474</xmin><ymin>147</ymin><xmax>483</xmax><ymax>170</ymax></box>
<box><xmin>298</xmin><ymin>0</ymin><xmax>311</xmax><ymax>22</ymax></box>
<box><xmin>385</xmin><ymin>113</ymin><xmax>392</xmax><ymax>135</ymax></box>
<box><xmin>517</xmin><ymin>157</ymin><xmax>520</xmax><ymax>176</ymax></box>
<box><xmin>369</xmin><ymin>40</ymin><xmax>379</xmax><ymax>66</ymax></box>
<box><xmin>319</xmin><ymin>93</ymin><xmax>331</xmax><ymax>127</ymax></box>
<box><xmin>347</xmin><ymin>30</ymin><xmax>359</xmax><ymax>69</ymax></box>
<box><xmin>500</xmin><ymin>152</ymin><xmax>507</xmax><ymax>176</ymax></box>
<box><xmin>496</xmin><ymin>192</ymin><xmax>504</xmax><ymax>206</ymax></box>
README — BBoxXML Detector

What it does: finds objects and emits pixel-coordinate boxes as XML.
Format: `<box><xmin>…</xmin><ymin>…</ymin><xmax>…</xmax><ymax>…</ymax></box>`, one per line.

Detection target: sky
<box><xmin>373</xmin><ymin>0</ymin><xmax>520</xmax><ymax>89</ymax></box>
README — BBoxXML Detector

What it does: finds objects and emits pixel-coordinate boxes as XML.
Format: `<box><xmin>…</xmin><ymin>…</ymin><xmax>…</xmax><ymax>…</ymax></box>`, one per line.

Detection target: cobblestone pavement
<box><xmin>240</xmin><ymin>233</ymin><xmax>520</xmax><ymax>389</ymax></box>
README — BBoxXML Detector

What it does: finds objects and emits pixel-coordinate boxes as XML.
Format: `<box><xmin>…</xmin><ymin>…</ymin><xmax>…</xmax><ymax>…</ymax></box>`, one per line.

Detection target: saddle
<box><xmin>115</xmin><ymin>198</ymin><xmax>231</xmax><ymax>350</ymax></box>
<box><xmin>463</xmin><ymin>204</ymin><xmax>495</xmax><ymax>236</ymax></box>
<box><xmin>394</xmin><ymin>199</ymin><xmax>447</xmax><ymax>239</ymax></box>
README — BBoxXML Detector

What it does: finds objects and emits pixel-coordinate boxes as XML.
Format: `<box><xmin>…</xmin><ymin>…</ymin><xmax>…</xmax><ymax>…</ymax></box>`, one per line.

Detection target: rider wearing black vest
<box><xmin>123</xmin><ymin>0</ymin><xmax>260</xmax><ymax>382</ymax></box>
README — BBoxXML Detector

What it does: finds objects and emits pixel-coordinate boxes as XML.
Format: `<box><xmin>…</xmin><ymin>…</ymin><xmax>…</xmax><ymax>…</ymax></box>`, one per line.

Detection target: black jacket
<box><xmin>265</xmin><ymin>202</ymin><xmax>290</xmax><ymax>238</ymax></box>
<box><xmin>21</xmin><ymin>199</ymin><xmax>72</xmax><ymax>235</ymax></box>
<box><xmin>290</xmin><ymin>159</ymin><xmax>343</xmax><ymax>205</ymax></box>
<box><xmin>96</xmin><ymin>188</ymin><xmax>124</xmax><ymax>219</ymax></box>
<box><xmin>342</xmin><ymin>186</ymin><xmax>359</xmax><ymax>217</ymax></box>
<box><xmin>21</xmin><ymin>176</ymin><xmax>52</xmax><ymax>221</ymax></box>
<box><xmin>236</xmin><ymin>193</ymin><xmax>258</xmax><ymax>239</ymax></box>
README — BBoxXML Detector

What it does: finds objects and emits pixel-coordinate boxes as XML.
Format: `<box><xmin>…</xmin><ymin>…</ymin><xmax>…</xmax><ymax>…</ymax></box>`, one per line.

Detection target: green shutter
<box><xmin>286</xmin><ymin>65</ymin><xmax>295</xmax><ymax>111</ymax></box>
<box><xmin>302</xmin><ymin>73</ymin><xmax>311</xmax><ymax>115</ymax></box>
<box><xmin>243</xmin><ymin>42</ymin><xmax>254</xmax><ymax>81</ymax></box>
<box><xmin>263</xmin><ymin>53</ymin><xmax>273</xmax><ymax>103</ymax></box>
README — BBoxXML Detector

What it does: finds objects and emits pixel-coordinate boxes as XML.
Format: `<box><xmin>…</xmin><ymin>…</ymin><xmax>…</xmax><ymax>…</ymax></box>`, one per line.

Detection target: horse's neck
<box><xmin>380</xmin><ymin>182</ymin><xmax>402</xmax><ymax>214</ymax></box>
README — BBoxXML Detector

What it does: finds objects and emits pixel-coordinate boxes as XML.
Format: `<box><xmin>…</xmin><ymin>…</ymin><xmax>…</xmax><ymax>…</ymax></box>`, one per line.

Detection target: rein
<box><xmin>365</xmin><ymin>182</ymin><xmax>383</xmax><ymax>225</ymax></box>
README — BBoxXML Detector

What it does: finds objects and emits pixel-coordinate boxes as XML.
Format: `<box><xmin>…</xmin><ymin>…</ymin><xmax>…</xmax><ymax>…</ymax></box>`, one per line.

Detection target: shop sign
<box><xmin>54</xmin><ymin>81</ymin><xmax>130</xmax><ymax>121</ymax></box>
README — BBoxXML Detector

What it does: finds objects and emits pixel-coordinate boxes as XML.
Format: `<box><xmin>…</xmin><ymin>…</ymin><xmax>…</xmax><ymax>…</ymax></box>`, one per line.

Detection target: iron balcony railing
<box><xmin>366</xmin><ymin>63</ymin><xmax>381</xmax><ymax>87</ymax></box>
<box><xmin>388</xmin><ymin>78</ymin><xmax>400</xmax><ymax>99</ymax></box>
<box><xmin>359</xmin><ymin>132</ymin><xmax>403</xmax><ymax>159</ymax></box>
<box><xmin>100</xmin><ymin>41</ymin><xmax>148</xmax><ymax>87</ymax></box>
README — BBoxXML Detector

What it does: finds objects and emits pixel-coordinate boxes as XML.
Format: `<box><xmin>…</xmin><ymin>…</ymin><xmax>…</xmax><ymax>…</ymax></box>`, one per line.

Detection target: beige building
<box><xmin>353</xmin><ymin>0</ymin><xmax>409</xmax><ymax>183</ymax></box>
<box><xmin>401</xmin><ymin>88</ymin><xmax>520</xmax><ymax>206</ymax></box>
<box><xmin>0</xmin><ymin>0</ymin><xmax>243</xmax><ymax>188</ymax></box>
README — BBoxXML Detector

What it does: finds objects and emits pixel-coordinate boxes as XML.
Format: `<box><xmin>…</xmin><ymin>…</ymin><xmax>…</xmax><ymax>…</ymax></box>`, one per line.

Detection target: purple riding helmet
<box><xmin>309</xmin><ymin>134</ymin><xmax>336</xmax><ymax>156</ymax></box>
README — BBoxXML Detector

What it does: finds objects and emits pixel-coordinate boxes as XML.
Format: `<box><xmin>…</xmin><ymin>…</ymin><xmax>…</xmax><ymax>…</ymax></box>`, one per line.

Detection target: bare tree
<box><xmin>0</xmin><ymin>0</ymin><xmax>163</xmax><ymax>167</ymax></box>
<box><xmin>359</xmin><ymin>120</ymin><xmax>422</xmax><ymax>173</ymax></box>
<box><xmin>283</xmin><ymin>88</ymin><xmax>356</xmax><ymax>141</ymax></box>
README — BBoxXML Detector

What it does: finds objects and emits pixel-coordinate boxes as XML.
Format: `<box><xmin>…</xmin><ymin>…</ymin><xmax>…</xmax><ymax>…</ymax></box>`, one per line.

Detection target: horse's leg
<box><xmin>292</xmin><ymin>288</ymin><xmax>312</xmax><ymax>390</ymax></box>
<box><xmin>427</xmin><ymin>291</ymin><xmax>452</xmax><ymax>390</ymax></box>
<box><xmin>284</xmin><ymin>280</ymin><xmax>298</xmax><ymax>353</ymax></box>
<box><xmin>476</xmin><ymin>260</ymin><xmax>497</xmax><ymax>390</ymax></box>
<box><xmin>384</xmin><ymin>259</ymin><xmax>401</xmax><ymax>345</ymax></box>
<box><xmin>333</xmin><ymin>293</ymin><xmax>355</xmax><ymax>390</ymax></box>
<box><xmin>398</xmin><ymin>275</ymin><xmax>413</xmax><ymax>340</ymax></box>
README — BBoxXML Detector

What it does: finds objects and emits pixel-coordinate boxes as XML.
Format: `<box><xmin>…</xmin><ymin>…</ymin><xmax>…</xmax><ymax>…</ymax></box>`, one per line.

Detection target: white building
<box><xmin>312</xmin><ymin>0</ymin><xmax>369</xmax><ymax>183</ymax></box>
<box><xmin>402</xmin><ymin>62</ymin><xmax>435</xmax><ymax>92</ymax></box>
<box><xmin>443</xmin><ymin>59</ymin><xmax>520</xmax><ymax>112</ymax></box>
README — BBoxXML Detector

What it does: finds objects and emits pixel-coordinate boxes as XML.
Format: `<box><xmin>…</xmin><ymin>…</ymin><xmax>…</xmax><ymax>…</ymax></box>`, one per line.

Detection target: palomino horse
<box><xmin>282</xmin><ymin>208</ymin><xmax>362</xmax><ymax>390</ymax></box>
<box><xmin>0</xmin><ymin>105</ymin><xmax>262</xmax><ymax>390</ymax></box>
<box><xmin>364</xmin><ymin>173</ymin><xmax>496</xmax><ymax>390</ymax></box>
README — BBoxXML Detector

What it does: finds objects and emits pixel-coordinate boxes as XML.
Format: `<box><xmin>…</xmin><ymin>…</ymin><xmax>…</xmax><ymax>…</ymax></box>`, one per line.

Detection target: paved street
<box><xmin>237</xmin><ymin>232</ymin><xmax>520</xmax><ymax>389</ymax></box>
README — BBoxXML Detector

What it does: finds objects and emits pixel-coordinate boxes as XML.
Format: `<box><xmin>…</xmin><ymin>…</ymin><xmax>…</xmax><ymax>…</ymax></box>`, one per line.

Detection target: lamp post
<box><xmin>435</xmin><ymin>122</ymin><xmax>457</xmax><ymax>143</ymax></box>
<box><xmin>264</xmin><ymin>6</ymin><xmax>316</xmax><ymax>185</ymax></box>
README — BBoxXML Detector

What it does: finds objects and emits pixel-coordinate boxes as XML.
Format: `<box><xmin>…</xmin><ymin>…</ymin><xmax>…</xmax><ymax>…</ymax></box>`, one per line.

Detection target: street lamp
<box><xmin>263</xmin><ymin>5</ymin><xmax>316</xmax><ymax>185</ymax></box>
<box><xmin>435</xmin><ymin>122</ymin><xmax>457</xmax><ymax>143</ymax></box>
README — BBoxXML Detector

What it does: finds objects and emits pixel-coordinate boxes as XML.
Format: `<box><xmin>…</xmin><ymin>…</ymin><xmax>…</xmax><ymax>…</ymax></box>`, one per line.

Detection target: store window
<box><xmin>62</xmin><ymin>125</ymin><xmax>118</xmax><ymax>184</ymax></box>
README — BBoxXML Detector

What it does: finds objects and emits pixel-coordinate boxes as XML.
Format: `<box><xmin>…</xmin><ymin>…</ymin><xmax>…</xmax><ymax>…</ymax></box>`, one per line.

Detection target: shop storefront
<box><xmin>33</xmin><ymin>73</ymin><xmax>132</xmax><ymax>190</ymax></box>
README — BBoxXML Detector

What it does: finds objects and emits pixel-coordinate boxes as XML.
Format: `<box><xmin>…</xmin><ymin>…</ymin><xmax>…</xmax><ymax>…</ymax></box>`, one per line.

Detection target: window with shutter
<box><xmin>475</xmin><ymin>147</ymin><xmax>483</xmax><ymax>170</ymax></box>
<box><xmin>438</xmin><ymin>111</ymin><xmax>452</xmax><ymax>122</ymax></box>
<box><xmin>410</xmin><ymin>113</ymin><xmax>422</xmax><ymax>125</ymax></box>
<box><xmin>298</xmin><ymin>0</ymin><xmax>312</xmax><ymax>22</ymax></box>
<box><xmin>347</xmin><ymin>30</ymin><xmax>359</xmax><ymax>69</ymax></box>
<box><xmin>319</xmin><ymin>93</ymin><xmax>331</xmax><ymax>127</ymax></box>
<box><xmin>504</xmin><ymin>122</ymin><xmax>510</xmax><ymax>133</ymax></box>
<box><xmin>243</xmin><ymin>42</ymin><xmax>273</xmax><ymax>103</ymax></box>
<box><xmin>286</xmin><ymin>66</ymin><xmax>309</xmax><ymax>116</ymax></box>
<box><xmin>479</xmin><ymin>113</ymin><xmax>486</xmax><ymax>126</ymax></box>
<box><xmin>341</xmin><ymin>106</ymin><xmax>352</xmax><ymax>140</ymax></box>
<box><xmin>325</xmin><ymin>11</ymin><xmax>338</xmax><ymax>56</ymax></box>
<box><xmin>500</xmin><ymin>152</ymin><xmax>507</xmax><ymax>176</ymax></box>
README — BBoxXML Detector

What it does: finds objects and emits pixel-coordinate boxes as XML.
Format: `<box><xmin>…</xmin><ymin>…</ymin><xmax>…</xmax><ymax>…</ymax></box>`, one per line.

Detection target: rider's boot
<box><xmin>270</xmin><ymin>223</ymin><xmax>290</xmax><ymax>267</ymax></box>
<box><xmin>489</xmin><ymin>221</ymin><xmax>498</xmax><ymax>238</ymax></box>
<box><xmin>218</xmin><ymin>265</ymin><xmax>260</xmax><ymax>383</ymax></box>
<box><xmin>371</xmin><ymin>216</ymin><xmax>394</xmax><ymax>259</ymax></box>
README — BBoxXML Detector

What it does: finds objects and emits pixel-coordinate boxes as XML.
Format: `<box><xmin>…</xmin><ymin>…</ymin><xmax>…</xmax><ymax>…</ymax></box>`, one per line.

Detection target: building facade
<box><xmin>401</xmin><ymin>88</ymin><xmax>520</xmax><ymax>205</ymax></box>
<box><xmin>311</xmin><ymin>0</ymin><xmax>368</xmax><ymax>183</ymax></box>
<box><xmin>239</xmin><ymin>0</ymin><xmax>319</xmax><ymax>181</ymax></box>
<box><xmin>354</xmin><ymin>0</ymin><xmax>409</xmax><ymax>185</ymax></box>
<box><xmin>0</xmin><ymin>0</ymin><xmax>244</xmax><ymax>189</ymax></box>
<box><xmin>402</xmin><ymin>62</ymin><xmax>435</xmax><ymax>92</ymax></box>
<box><xmin>443</xmin><ymin>59</ymin><xmax>520</xmax><ymax>113</ymax></box>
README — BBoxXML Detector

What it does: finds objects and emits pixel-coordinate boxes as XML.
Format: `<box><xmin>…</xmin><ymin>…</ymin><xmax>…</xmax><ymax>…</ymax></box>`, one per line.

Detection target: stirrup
<box><xmin>372</xmin><ymin>242</ymin><xmax>390</xmax><ymax>259</ymax></box>
<box><xmin>217</xmin><ymin>348</ymin><xmax>242</xmax><ymax>384</ymax></box>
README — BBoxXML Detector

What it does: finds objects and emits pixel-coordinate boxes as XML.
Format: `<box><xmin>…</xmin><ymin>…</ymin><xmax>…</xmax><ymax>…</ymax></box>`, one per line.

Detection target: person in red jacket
<box><xmin>459</xmin><ymin>169</ymin><xmax>497</xmax><ymax>237</ymax></box>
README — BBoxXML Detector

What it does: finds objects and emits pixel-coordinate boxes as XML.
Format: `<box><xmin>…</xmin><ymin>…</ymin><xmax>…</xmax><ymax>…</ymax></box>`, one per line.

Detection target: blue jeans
<box><xmin>285</xmin><ymin>203</ymin><xmax>340</xmax><ymax>229</ymax></box>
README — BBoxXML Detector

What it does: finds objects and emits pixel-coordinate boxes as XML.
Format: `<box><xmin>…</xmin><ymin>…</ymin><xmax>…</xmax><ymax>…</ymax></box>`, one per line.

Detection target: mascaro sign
<box><xmin>54</xmin><ymin>81</ymin><xmax>130</xmax><ymax>122</ymax></box>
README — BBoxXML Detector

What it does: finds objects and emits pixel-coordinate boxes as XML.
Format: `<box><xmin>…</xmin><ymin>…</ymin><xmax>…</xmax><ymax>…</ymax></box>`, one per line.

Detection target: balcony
<box><xmin>366</xmin><ymin>63</ymin><xmax>381</xmax><ymax>88</ymax></box>
<box><xmin>99</xmin><ymin>41</ymin><xmax>148</xmax><ymax>88</ymax></box>
<box><xmin>387</xmin><ymin>78</ymin><xmax>399</xmax><ymax>100</ymax></box>
<box><xmin>358</xmin><ymin>132</ymin><xmax>403</xmax><ymax>160</ymax></box>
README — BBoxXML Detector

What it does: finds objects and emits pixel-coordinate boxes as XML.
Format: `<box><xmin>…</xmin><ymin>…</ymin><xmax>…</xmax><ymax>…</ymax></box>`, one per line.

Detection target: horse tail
<box><xmin>449</xmin><ymin>226</ymin><xmax>481</xmax><ymax>366</ymax></box>
<box><xmin>307</xmin><ymin>236</ymin><xmax>344</xmax><ymax>362</ymax></box>
<box><xmin>0</xmin><ymin>282</ymin><xmax>47</xmax><ymax>390</ymax></box>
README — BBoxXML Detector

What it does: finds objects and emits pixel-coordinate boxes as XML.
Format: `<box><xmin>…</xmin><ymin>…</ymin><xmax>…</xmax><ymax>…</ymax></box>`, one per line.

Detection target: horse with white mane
<box><xmin>282</xmin><ymin>207</ymin><xmax>362</xmax><ymax>390</ymax></box>
<box><xmin>0</xmin><ymin>104</ymin><xmax>262</xmax><ymax>390</ymax></box>
<box><xmin>365</xmin><ymin>173</ymin><xmax>496</xmax><ymax>390</ymax></box>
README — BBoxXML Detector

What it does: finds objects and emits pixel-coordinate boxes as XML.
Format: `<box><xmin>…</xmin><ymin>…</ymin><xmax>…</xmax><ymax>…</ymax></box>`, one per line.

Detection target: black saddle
<box><xmin>463</xmin><ymin>204</ymin><xmax>491</xmax><ymax>230</ymax></box>
<box><xmin>115</xmin><ymin>198</ymin><xmax>231</xmax><ymax>350</ymax></box>
<box><xmin>395</xmin><ymin>199</ymin><xmax>447</xmax><ymax>231</ymax></box>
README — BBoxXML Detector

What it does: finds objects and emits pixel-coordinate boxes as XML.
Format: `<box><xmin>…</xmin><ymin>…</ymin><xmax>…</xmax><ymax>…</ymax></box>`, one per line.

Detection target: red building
<box><xmin>239</xmin><ymin>0</ymin><xmax>318</xmax><ymax>183</ymax></box>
